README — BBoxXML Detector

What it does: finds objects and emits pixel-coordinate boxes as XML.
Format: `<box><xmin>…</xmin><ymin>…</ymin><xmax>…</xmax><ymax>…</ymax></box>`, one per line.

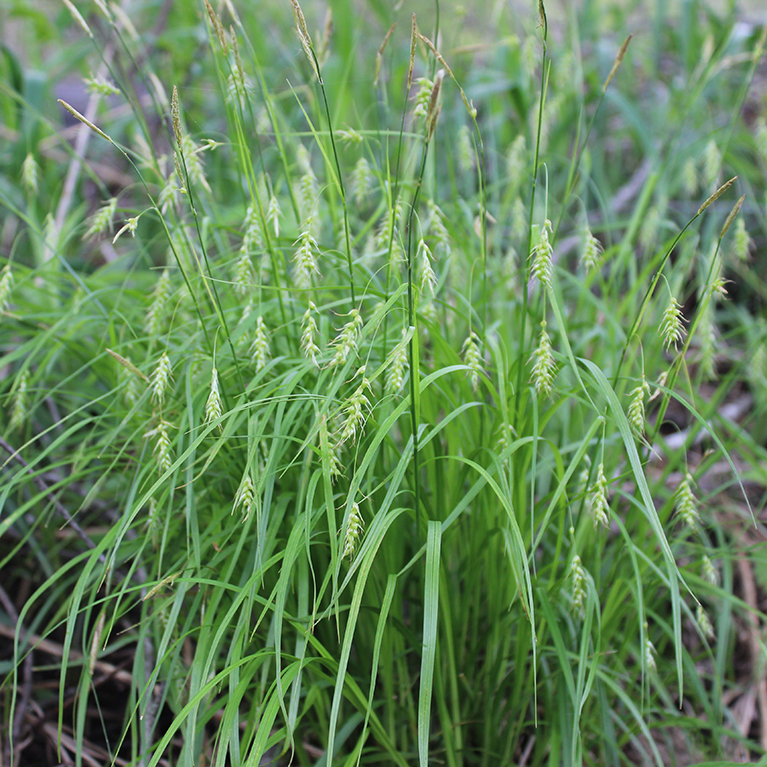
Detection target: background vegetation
<box><xmin>1</xmin><ymin>0</ymin><xmax>767</xmax><ymax>764</ymax></box>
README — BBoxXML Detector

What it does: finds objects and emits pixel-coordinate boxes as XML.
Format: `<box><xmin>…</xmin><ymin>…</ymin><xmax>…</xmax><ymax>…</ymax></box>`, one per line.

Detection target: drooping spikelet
<box><xmin>338</xmin><ymin>369</ymin><xmax>372</xmax><ymax>445</ymax></box>
<box><xmin>329</xmin><ymin>309</ymin><xmax>363</xmax><ymax>367</ymax></box>
<box><xmin>701</xmin><ymin>555</ymin><xmax>718</xmax><ymax>586</ymax></box>
<box><xmin>350</xmin><ymin>157</ymin><xmax>375</xmax><ymax>206</ymax></box>
<box><xmin>21</xmin><ymin>153</ymin><xmax>39</xmax><ymax>194</ymax></box>
<box><xmin>412</xmin><ymin>77</ymin><xmax>433</xmax><ymax>118</ymax></box>
<box><xmin>418</xmin><ymin>239</ymin><xmax>437</xmax><ymax>296</ymax></box>
<box><xmin>530</xmin><ymin>321</ymin><xmax>557</xmax><ymax>398</ymax></box>
<box><xmin>0</xmin><ymin>265</ymin><xmax>14</xmax><ymax>310</ymax></box>
<box><xmin>660</xmin><ymin>295</ymin><xmax>687</xmax><ymax>351</ymax></box>
<box><xmin>731</xmin><ymin>217</ymin><xmax>753</xmax><ymax>263</ymax></box>
<box><xmin>233</xmin><ymin>469</ymin><xmax>256</xmax><ymax>521</ymax></box>
<box><xmin>627</xmin><ymin>375</ymin><xmax>650</xmax><ymax>438</ymax></box>
<box><xmin>696</xmin><ymin>604</ymin><xmax>714</xmax><ymax>639</ymax></box>
<box><xmin>587</xmin><ymin>463</ymin><xmax>610</xmax><ymax>528</ymax></box>
<box><xmin>84</xmin><ymin>198</ymin><xmax>118</xmax><ymax>240</ymax></box>
<box><xmin>462</xmin><ymin>331</ymin><xmax>483</xmax><ymax>392</ymax></box>
<box><xmin>250</xmin><ymin>316</ymin><xmax>271</xmax><ymax>372</ymax></box>
<box><xmin>267</xmin><ymin>193</ymin><xmax>282</xmax><ymax>238</ymax></box>
<box><xmin>457</xmin><ymin>124</ymin><xmax>474</xmax><ymax>174</ymax></box>
<box><xmin>342</xmin><ymin>502</ymin><xmax>364</xmax><ymax>560</ymax></box>
<box><xmin>204</xmin><ymin>366</ymin><xmax>223</xmax><ymax>430</ymax></box>
<box><xmin>681</xmin><ymin>157</ymin><xmax>698</xmax><ymax>197</ymax></box>
<box><xmin>674</xmin><ymin>471</ymin><xmax>698</xmax><ymax>529</ymax></box>
<box><xmin>146</xmin><ymin>419</ymin><xmax>173</xmax><ymax>475</ymax></box>
<box><xmin>385</xmin><ymin>328</ymin><xmax>409</xmax><ymax>396</ymax></box>
<box><xmin>151</xmin><ymin>352</ymin><xmax>173</xmax><ymax>406</ymax></box>
<box><xmin>427</xmin><ymin>199</ymin><xmax>450</xmax><ymax>254</ymax></box>
<box><xmin>580</xmin><ymin>228</ymin><xmax>603</xmax><ymax>272</ymax></box>
<box><xmin>300</xmin><ymin>301</ymin><xmax>321</xmax><ymax>366</ymax></box>
<box><xmin>293</xmin><ymin>226</ymin><xmax>321</xmax><ymax>289</ymax></box>
<box><xmin>8</xmin><ymin>369</ymin><xmax>29</xmax><ymax>432</ymax></box>
<box><xmin>569</xmin><ymin>554</ymin><xmax>587</xmax><ymax>618</ymax></box>
<box><xmin>530</xmin><ymin>219</ymin><xmax>553</xmax><ymax>289</ymax></box>
<box><xmin>702</xmin><ymin>138</ymin><xmax>721</xmax><ymax>190</ymax></box>
<box><xmin>145</xmin><ymin>269</ymin><xmax>172</xmax><ymax>338</ymax></box>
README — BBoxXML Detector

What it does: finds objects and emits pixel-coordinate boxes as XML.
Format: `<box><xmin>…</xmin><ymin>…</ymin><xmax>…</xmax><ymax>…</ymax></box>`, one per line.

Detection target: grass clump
<box><xmin>2</xmin><ymin>0</ymin><xmax>767</xmax><ymax>764</ymax></box>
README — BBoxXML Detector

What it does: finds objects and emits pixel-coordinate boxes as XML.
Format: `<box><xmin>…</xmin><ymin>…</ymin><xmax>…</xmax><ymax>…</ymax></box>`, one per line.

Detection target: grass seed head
<box><xmin>301</xmin><ymin>302</ymin><xmax>321</xmax><ymax>366</ymax></box>
<box><xmin>530</xmin><ymin>219</ymin><xmax>553</xmax><ymax>289</ymax></box>
<box><xmin>627</xmin><ymin>376</ymin><xmax>650</xmax><ymax>438</ymax></box>
<box><xmin>145</xmin><ymin>269</ymin><xmax>172</xmax><ymax>337</ymax></box>
<box><xmin>682</xmin><ymin>157</ymin><xmax>698</xmax><ymax>197</ymax></box>
<box><xmin>0</xmin><ymin>265</ymin><xmax>14</xmax><ymax>310</ymax></box>
<box><xmin>204</xmin><ymin>366</ymin><xmax>223</xmax><ymax>429</ymax></box>
<box><xmin>660</xmin><ymin>295</ymin><xmax>687</xmax><ymax>351</ymax></box>
<box><xmin>147</xmin><ymin>419</ymin><xmax>173</xmax><ymax>475</ymax></box>
<box><xmin>151</xmin><ymin>352</ymin><xmax>173</xmax><ymax>406</ymax></box>
<box><xmin>696</xmin><ymin>604</ymin><xmax>715</xmax><ymax>639</ymax></box>
<box><xmin>329</xmin><ymin>309</ymin><xmax>363</xmax><ymax>367</ymax></box>
<box><xmin>293</xmin><ymin>227</ymin><xmax>321</xmax><ymax>288</ymax></box>
<box><xmin>588</xmin><ymin>463</ymin><xmax>610</xmax><ymax>528</ymax></box>
<box><xmin>338</xmin><ymin>371</ymin><xmax>372</xmax><ymax>444</ymax></box>
<box><xmin>530</xmin><ymin>321</ymin><xmax>557</xmax><ymax>398</ymax></box>
<box><xmin>569</xmin><ymin>554</ymin><xmax>587</xmax><ymax>618</ymax></box>
<box><xmin>350</xmin><ymin>157</ymin><xmax>375</xmax><ymax>206</ymax></box>
<box><xmin>84</xmin><ymin>198</ymin><xmax>118</xmax><ymax>240</ymax></box>
<box><xmin>233</xmin><ymin>470</ymin><xmax>256</xmax><ymax>521</ymax></box>
<box><xmin>674</xmin><ymin>472</ymin><xmax>699</xmax><ymax>529</ymax></box>
<box><xmin>9</xmin><ymin>369</ymin><xmax>29</xmax><ymax>432</ymax></box>
<box><xmin>462</xmin><ymin>331</ymin><xmax>483</xmax><ymax>392</ymax></box>
<box><xmin>250</xmin><ymin>316</ymin><xmax>271</xmax><ymax>372</ymax></box>
<box><xmin>385</xmin><ymin>328</ymin><xmax>409</xmax><ymax>396</ymax></box>
<box><xmin>21</xmin><ymin>153</ymin><xmax>39</xmax><ymax>194</ymax></box>
<box><xmin>342</xmin><ymin>502</ymin><xmax>364</xmax><ymax>559</ymax></box>
<box><xmin>731</xmin><ymin>216</ymin><xmax>753</xmax><ymax>262</ymax></box>
<box><xmin>701</xmin><ymin>555</ymin><xmax>718</xmax><ymax>586</ymax></box>
<box><xmin>580</xmin><ymin>229</ymin><xmax>603</xmax><ymax>272</ymax></box>
<box><xmin>703</xmin><ymin>138</ymin><xmax>721</xmax><ymax>190</ymax></box>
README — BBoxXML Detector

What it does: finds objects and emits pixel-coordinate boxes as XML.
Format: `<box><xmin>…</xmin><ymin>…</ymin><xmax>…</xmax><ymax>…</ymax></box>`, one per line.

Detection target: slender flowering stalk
<box><xmin>21</xmin><ymin>153</ymin><xmax>39</xmax><ymax>194</ymax></box>
<box><xmin>267</xmin><ymin>194</ymin><xmax>282</xmax><ymax>238</ymax></box>
<box><xmin>588</xmin><ymin>463</ymin><xmax>610</xmax><ymax>528</ymax></box>
<box><xmin>644</xmin><ymin>635</ymin><xmax>657</xmax><ymax>672</ymax></box>
<box><xmin>300</xmin><ymin>302</ymin><xmax>321</xmax><ymax>366</ymax></box>
<box><xmin>250</xmin><ymin>316</ymin><xmax>271</xmax><ymax>372</ymax></box>
<box><xmin>329</xmin><ymin>309</ymin><xmax>363</xmax><ymax>367</ymax></box>
<box><xmin>293</xmin><ymin>227</ymin><xmax>321</xmax><ymax>288</ymax></box>
<box><xmin>233</xmin><ymin>470</ymin><xmax>256</xmax><ymax>521</ymax></box>
<box><xmin>660</xmin><ymin>295</ymin><xmax>686</xmax><ymax>351</ymax></box>
<box><xmin>674</xmin><ymin>472</ymin><xmax>698</xmax><ymax>529</ymax></box>
<box><xmin>204</xmin><ymin>367</ymin><xmax>223</xmax><ymax>430</ymax></box>
<box><xmin>569</xmin><ymin>555</ymin><xmax>587</xmax><ymax>618</ymax></box>
<box><xmin>530</xmin><ymin>219</ymin><xmax>553</xmax><ymax>289</ymax></box>
<box><xmin>145</xmin><ymin>269</ymin><xmax>172</xmax><ymax>337</ymax></box>
<box><xmin>9</xmin><ymin>369</ymin><xmax>29</xmax><ymax>432</ymax></box>
<box><xmin>84</xmin><ymin>198</ymin><xmax>118</xmax><ymax>240</ymax></box>
<box><xmin>0</xmin><ymin>266</ymin><xmax>13</xmax><ymax>310</ymax></box>
<box><xmin>462</xmin><ymin>332</ymin><xmax>483</xmax><ymax>392</ymax></box>
<box><xmin>530</xmin><ymin>321</ymin><xmax>557</xmax><ymax>398</ymax></box>
<box><xmin>146</xmin><ymin>420</ymin><xmax>173</xmax><ymax>475</ymax></box>
<box><xmin>337</xmin><ymin>369</ymin><xmax>372</xmax><ymax>445</ymax></box>
<box><xmin>386</xmin><ymin>329</ymin><xmax>409</xmax><ymax>396</ymax></box>
<box><xmin>581</xmin><ymin>229</ymin><xmax>602</xmax><ymax>272</ymax></box>
<box><xmin>342</xmin><ymin>502</ymin><xmax>364</xmax><ymax>559</ymax></box>
<box><xmin>151</xmin><ymin>352</ymin><xmax>173</xmax><ymax>406</ymax></box>
<box><xmin>418</xmin><ymin>240</ymin><xmax>437</xmax><ymax>296</ymax></box>
<box><xmin>627</xmin><ymin>376</ymin><xmax>650</xmax><ymax>438</ymax></box>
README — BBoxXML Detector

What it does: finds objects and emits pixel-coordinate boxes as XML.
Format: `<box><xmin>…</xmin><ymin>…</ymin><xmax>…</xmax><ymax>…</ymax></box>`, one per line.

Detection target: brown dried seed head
<box><xmin>603</xmin><ymin>34</ymin><xmax>632</xmax><ymax>93</ymax></box>
<box><xmin>375</xmin><ymin>22</ymin><xmax>396</xmax><ymax>86</ymax></box>
<box><xmin>719</xmin><ymin>194</ymin><xmax>745</xmax><ymax>240</ymax></box>
<box><xmin>171</xmin><ymin>86</ymin><xmax>182</xmax><ymax>146</ymax></box>
<box><xmin>697</xmin><ymin>176</ymin><xmax>736</xmax><ymax>215</ymax></box>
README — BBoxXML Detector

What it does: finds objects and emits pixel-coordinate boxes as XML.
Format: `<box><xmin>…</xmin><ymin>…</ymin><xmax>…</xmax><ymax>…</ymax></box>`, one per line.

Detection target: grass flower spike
<box><xmin>250</xmin><ymin>316</ymin><xmax>271</xmax><ymax>372</ymax></box>
<box><xmin>342</xmin><ymin>502</ymin><xmax>364</xmax><ymax>559</ymax></box>
<box><xmin>233</xmin><ymin>470</ymin><xmax>256</xmax><ymax>521</ymax></box>
<box><xmin>0</xmin><ymin>265</ymin><xmax>13</xmax><ymax>310</ymax></box>
<box><xmin>147</xmin><ymin>419</ymin><xmax>173</xmax><ymax>475</ymax></box>
<box><xmin>329</xmin><ymin>309</ymin><xmax>362</xmax><ymax>367</ymax></box>
<box><xmin>386</xmin><ymin>329</ymin><xmax>409</xmax><ymax>395</ymax></box>
<box><xmin>674</xmin><ymin>472</ymin><xmax>699</xmax><ymax>528</ymax></box>
<box><xmin>462</xmin><ymin>331</ymin><xmax>483</xmax><ymax>392</ymax></box>
<box><xmin>660</xmin><ymin>295</ymin><xmax>686</xmax><ymax>351</ymax></box>
<box><xmin>300</xmin><ymin>301</ymin><xmax>321</xmax><ymax>365</ymax></box>
<box><xmin>204</xmin><ymin>367</ymin><xmax>223</xmax><ymax>429</ymax></box>
<box><xmin>530</xmin><ymin>219</ymin><xmax>553</xmax><ymax>289</ymax></box>
<box><xmin>627</xmin><ymin>376</ymin><xmax>650</xmax><ymax>438</ymax></box>
<box><xmin>151</xmin><ymin>352</ymin><xmax>173</xmax><ymax>405</ymax></box>
<box><xmin>588</xmin><ymin>463</ymin><xmax>610</xmax><ymax>528</ymax></box>
<box><xmin>530</xmin><ymin>321</ymin><xmax>557</xmax><ymax>398</ymax></box>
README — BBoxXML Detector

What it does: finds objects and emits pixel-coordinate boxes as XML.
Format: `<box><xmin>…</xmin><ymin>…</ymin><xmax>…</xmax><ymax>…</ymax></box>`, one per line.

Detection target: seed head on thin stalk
<box><xmin>703</xmin><ymin>139</ymin><xmax>722</xmax><ymax>190</ymax></box>
<box><xmin>289</xmin><ymin>0</ymin><xmax>319</xmax><ymax>81</ymax></box>
<box><xmin>21</xmin><ymin>153</ymin><xmax>39</xmax><ymax>194</ymax></box>
<box><xmin>386</xmin><ymin>328</ymin><xmax>409</xmax><ymax>396</ymax></box>
<box><xmin>427</xmin><ymin>199</ymin><xmax>450</xmax><ymax>254</ymax></box>
<box><xmin>580</xmin><ymin>228</ymin><xmax>603</xmax><ymax>272</ymax></box>
<box><xmin>627</xmin><ymin>376</ymin><xmax>650</xmax><ymax>439</ymax></box>
<box><xmin>587</xmin><ymin>463</ymin><xmax>610</xmax><ymax>528</ymax></box>
<box><xmin>9</xmin><ymin>369</ymin><xmax>29</xmax><ymax>432</ymax></box>
<box><xmin>329</xmin><ymin>309</ymin><xmax>363</xmax><ymax>367</ymax></box>
<box><xmin>682</xmin><ymin>157</ymin><xmax>698</xmax><ymax>197</ymax></box>
<box><xmin>530</xmin><ymin>321</ymin><xmax>557</xmax><ymax>398</ymax></box>
<box><xmin>413</xmin><ymin>77</ymin><xmax>433</xmax><ymax>118</ymax></box>
<box><xmin>84</xmin><ymin>198</ymin><xmax>118</xmax><ymax>240</ymax></box>
<box><xmin>696</xmin><ymin>604</ymin><xmax>715</xmax><ymax>639</ymax></box>
<box><xmin>644</xmin><ymin>635</ymin><xmax>657</xmax><ymax>673</ymax></box>
<box><xmin>337</xmin><ymin>369</ymin><xmax>372</xmax><ymax>445</ymax></box>
<box><xmin>462</xmin><ymin>331</ymin><xmax>483</xmax><ymax>392</ymax></box>
<box><xmin>146</xmin><ymin>419</ymin><xmax>173</xmax><ymax>476</ymax></box>
<box><xmin>62</xmin><ymin>0</ymin><xmax>93</xmax><ymax>38</ymax></box>
<box><xmin>350</xmin><ymin>157</ymin><xmax>375</xmax><ymax>206</ymax></box>
<box><xmin>639</xmin><ymin>204</ymin><xmax>661</xmax><ymax>251</ymax></box>
<box><xmin>0</xmin><ymin>266</ymin><xmax>14</xmax><ymax>310</ymax></box>
<box><xmin>293</xmin><ymin>226</ymin><xmax>320</xmax><ymax>289</ymax></box>
<box><xmin>701</xmin><ymin>555</ymin><xmax>718</xmax><ymax>586</ymax></box>
<box><xmin>300</xmin><ymin>302</ymin><xmax>321</xmax><ymax>366</ymax></box>
<box><xmin>458</xmin><ymin>124</ymin><xmax>474</xmax><ymax>173</ymax></box>
<box><xmin>233</xmin><ymin>470</ymin><xmax>256</xmax><ymax>521</ymax></box>
<box><xmin>418</xmin><ymin>239</ymin><xmax>437</xmax><ymax>296</ymax></box>
<box><xmin>267</xmin><ymin>194</ymin><xmax>282</xmax><ymax>238</ymax></box>
<box><xmin>145</xmin><ymin>269</ymin><xmax>172</xmax><ymax>338</ymax></box>
<box><xmin>569</xmin><ymin>554</ymin><xmax>588</xmax><ymax>618</ymax></box>
<box><xmin>731</xmin><ymin>217</ymin><xmax>753</xmax><ymax>262</ymax></box>
<box><xmin>530</xmin><ymin>219</ymin><xmax>553</xmax><ymax>289</ymax></box>
<box><xmin>204</xmin><ymin>366</ymin><xmax>223</xmax><ymax>430</ymax></box>
<box><xmin>674</xmin><ymin>472</ymin><xmax>699</xmax><ymax>529</ymax></box>
<box><xmin>374</xmin><ymin>22</ymin><xmax>396</xmax><ymax>87</ymax></box>
<box><xmin>250</xmin><ymin>316</ymin><xmax>271</xmax><ymax>372</ymax></box>
<box><xmin>151</xmin><ymin>352</ymin><xmax>173</xmax><ymax>406</ymax></box>
<box><xmin>425</xmin><ymin>69</ymin><xmax>445</xmax><ymax>140</ymax></box>
<box><xmin>660</xmin><ymin>295</ymin><xmax>686</xmax><ymax>351</ymax></box>
<box><xmin>342</xmin><ymin>502</ymin><xmax>364</xmax><ymax>560</ymax></box>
